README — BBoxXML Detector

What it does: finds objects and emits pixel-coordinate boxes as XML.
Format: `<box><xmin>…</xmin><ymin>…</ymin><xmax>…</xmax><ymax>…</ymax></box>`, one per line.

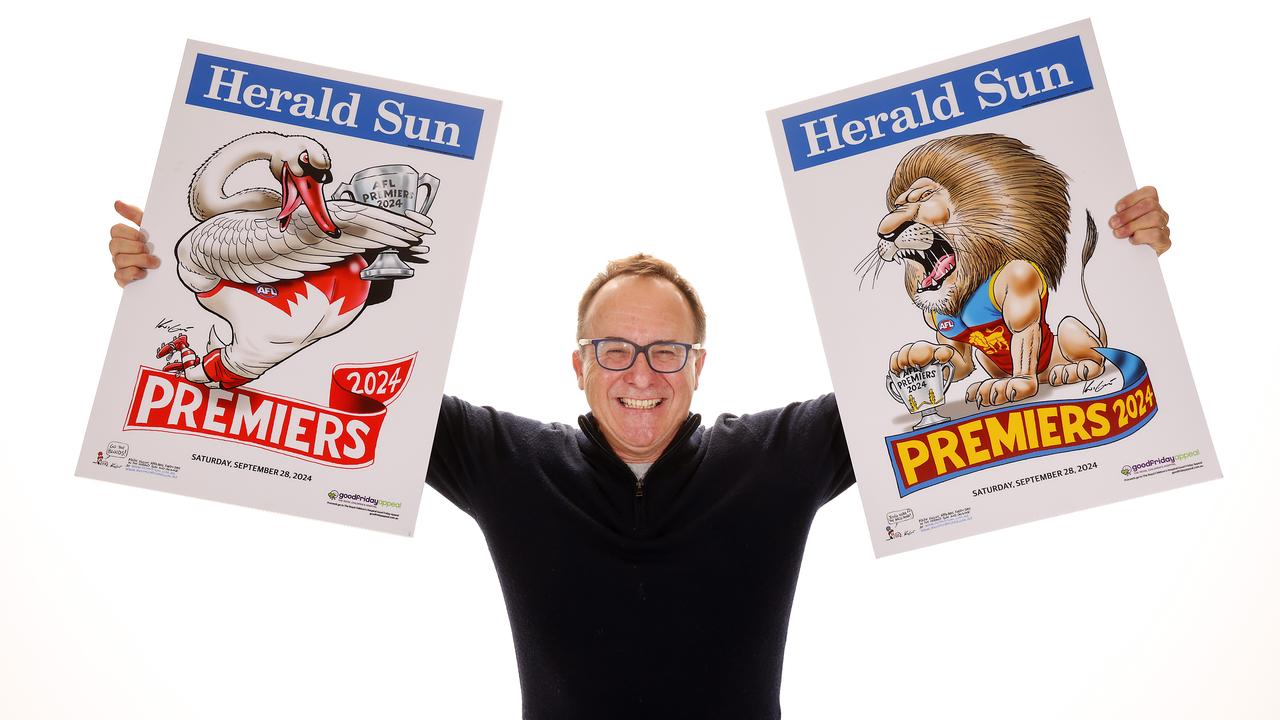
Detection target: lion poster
<box><xmin>767</xmin><ymin>20</ymin><xmax>1219</xmax><ymax>556</ymax></box>
<box><xmin>76</xmin><ymin>41</ymin><xmax>500</xmax><ymax>534</ymax></box>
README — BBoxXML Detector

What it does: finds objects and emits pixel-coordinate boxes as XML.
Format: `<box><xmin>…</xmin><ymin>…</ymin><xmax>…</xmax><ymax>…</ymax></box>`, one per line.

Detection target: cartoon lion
<box><xmin>874</xmin><ymin>133</ymin><xmax>1107</xmax><ymax>408</ymax></box>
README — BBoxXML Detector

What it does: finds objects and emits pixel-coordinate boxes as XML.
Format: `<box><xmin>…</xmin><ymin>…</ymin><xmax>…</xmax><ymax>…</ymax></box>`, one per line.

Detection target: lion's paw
<box><xmin>965</xmin><ymin>376</ymin><xmax>1037</xmax><ymax>408</ymax></box>
<box><xmin>1048</xmin><ymin>360</ymin><xmax>1104</xmax><ymax>386</ymax></box>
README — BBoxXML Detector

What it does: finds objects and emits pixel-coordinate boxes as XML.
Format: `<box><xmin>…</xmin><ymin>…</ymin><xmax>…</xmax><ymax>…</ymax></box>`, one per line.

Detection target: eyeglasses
<box><xmin>577</xmin><ymin>338</ymin><xmax>704</xmax><ymax>373</ymax></box>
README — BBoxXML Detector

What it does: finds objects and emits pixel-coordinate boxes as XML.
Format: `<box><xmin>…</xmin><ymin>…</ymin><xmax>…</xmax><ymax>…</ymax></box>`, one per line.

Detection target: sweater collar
<box><xmin>577</xmin><ymin>411</ymin><xmax>702</xmax><ymax>477</ymax></box>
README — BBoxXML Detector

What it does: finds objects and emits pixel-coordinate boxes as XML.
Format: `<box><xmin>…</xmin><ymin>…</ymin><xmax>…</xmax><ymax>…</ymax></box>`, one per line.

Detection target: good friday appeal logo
<box><xmin>327</xmin><ymin>489</ymin><xmax>402</xmax><ymax>510</ymax></box>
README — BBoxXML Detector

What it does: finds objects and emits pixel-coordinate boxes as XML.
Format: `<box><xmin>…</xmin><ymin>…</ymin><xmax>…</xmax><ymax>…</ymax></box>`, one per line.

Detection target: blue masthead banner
<box><xmin>185</xmin><ymin>53</ymin><xmax>485</xmax><ymax>159</ymax></box>
<box><xmin>781</xmin><ymin>36</ymin><xmax>1092</xmax><ymax>172</ymax></box>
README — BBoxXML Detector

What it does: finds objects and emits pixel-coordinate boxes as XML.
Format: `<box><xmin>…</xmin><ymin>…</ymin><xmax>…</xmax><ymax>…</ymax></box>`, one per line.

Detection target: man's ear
<box><xmin>692</xmin><ymin>349</ymin><xmax>706</xmax><ymax>391</ymax></box>
<box><xmin>572</xmin><ymin>349</ymin><xmax>586</xmax><ymax>390</ymax></box>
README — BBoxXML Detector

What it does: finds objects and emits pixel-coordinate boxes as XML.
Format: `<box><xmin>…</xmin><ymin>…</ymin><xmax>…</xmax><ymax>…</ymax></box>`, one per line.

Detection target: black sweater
<box><xmin>428</xmin><ymin>394</ymin><xmax>855</xmax><ymax>719</ymax></box>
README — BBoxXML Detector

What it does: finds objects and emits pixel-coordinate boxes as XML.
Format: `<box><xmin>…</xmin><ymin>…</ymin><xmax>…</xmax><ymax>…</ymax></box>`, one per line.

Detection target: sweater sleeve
<box><xmin>425</xmin><ymin>395</ymin><xmax>554</xmax><ymax>517</ymax></box>
<box><xmin>425</xmin><ymin>395</ymin><xmax>501</xmax><ymax>517</ymax></box>
<box><xmin>815</xmin><ymin>393</ymin><xmax>857</xmax><ymax>505</ymax></box>
<box><xmin>717</xmin><ymin>393</ymin><xmax>856</xmax><ymax>508</ymax></box>
<box><xmin>752</xmin><ymin>393</ymin><xmax>856</xmax><ymax>507</ymax></box>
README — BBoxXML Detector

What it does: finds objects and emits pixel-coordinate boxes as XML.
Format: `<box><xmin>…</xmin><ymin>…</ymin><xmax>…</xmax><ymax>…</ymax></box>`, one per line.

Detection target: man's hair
<box><xmin>577</xmin><ymin>253</ymin><xmax>707</xmax><ymax>343</ymax></box>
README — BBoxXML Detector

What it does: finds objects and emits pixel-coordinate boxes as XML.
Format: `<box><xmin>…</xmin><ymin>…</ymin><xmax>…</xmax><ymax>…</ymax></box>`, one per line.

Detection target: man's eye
<box><xmin>919</xmin><ymin>190</ymin><xmax>933</xmax><ymax>201</ymax></box>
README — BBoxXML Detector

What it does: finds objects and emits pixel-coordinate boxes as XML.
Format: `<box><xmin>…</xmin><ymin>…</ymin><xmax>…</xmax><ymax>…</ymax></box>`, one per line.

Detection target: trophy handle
<box><xmin>940</xmin><ymin>362</ymin><xmax>954</xmax><ymax>393</ymax></box>
<box><xmin>417</xmin><ymin>173</ymin><xmax>441</xmax><ymax>215</ymax></box>
<box><xmin>886</xmin><ymin>373</ymin><xmax>904</xmax><ymax>403</ymax></box>
<box><xmin>331</xmin><ymin>181</ymin><xmax>355</xmax><ymax>202</ymax></box>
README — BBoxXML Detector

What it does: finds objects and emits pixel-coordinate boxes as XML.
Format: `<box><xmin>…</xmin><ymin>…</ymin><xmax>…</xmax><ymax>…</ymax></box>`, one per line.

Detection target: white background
<box><xmin>1</xmin><ymin>1</ymin><xmax>1275</xmax><ymax>718</ymax></box>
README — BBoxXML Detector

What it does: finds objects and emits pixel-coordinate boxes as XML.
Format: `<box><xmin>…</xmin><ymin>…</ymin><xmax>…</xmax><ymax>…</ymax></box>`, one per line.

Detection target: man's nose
<box><xmin>623</xmin><ymin>352</ymin><xmax>660</xmax><ymax>386</ymax></box>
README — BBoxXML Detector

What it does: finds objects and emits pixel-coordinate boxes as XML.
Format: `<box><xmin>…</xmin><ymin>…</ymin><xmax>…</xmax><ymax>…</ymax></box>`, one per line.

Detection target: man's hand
<box><xmin>109</xmin><ymin>200</ymin><xmax>160</xmax><ymax>287</ymax></box>
<box><xmin>1109</xmin><ymin>186</ymin><xmax>1171</xmax><ymax>255</ymax></box>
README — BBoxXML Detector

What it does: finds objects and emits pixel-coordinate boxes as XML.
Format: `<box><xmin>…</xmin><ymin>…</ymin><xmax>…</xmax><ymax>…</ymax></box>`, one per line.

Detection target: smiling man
<box><xmin>423</xmin><ymin>254</ymin><xmax>854</xmax><ymax>718</ymax></box>
<box><xmin>107</xmin><ymin>186</ymin><xmax>1173</xmax><ymax>719</ymax></box>
<box><xmin>573</xmin><ymin>264</ymin><xmax>708</xmax><ymax>472</ymax></box>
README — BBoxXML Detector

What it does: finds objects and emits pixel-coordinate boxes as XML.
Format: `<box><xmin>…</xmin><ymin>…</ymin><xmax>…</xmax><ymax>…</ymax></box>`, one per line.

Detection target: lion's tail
<box><xmin>1080</xmin><ymin>210</ymin><xmax>1107</xmax><ymax>348</ymax></box>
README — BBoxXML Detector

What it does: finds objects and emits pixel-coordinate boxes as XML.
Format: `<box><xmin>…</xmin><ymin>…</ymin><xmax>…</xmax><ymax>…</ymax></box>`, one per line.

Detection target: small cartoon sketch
<box><xmin>885</xmin><ymin>525</ymin><xmax>901</xmax><ymax>540</ymax></box>
<box><xmin>95</xmin><ymin>451</ymin><xmax>106</xmax><ymax>466</ymax></box>
<box><xmin>161</xmin><ymin>131</ymin><xmax>434</xmax><ymax>389</ymax></box>
<box><xmin>860</xmin><ymin>134</ymin><xmax>1109</xmax><ymax>410</ymax></box>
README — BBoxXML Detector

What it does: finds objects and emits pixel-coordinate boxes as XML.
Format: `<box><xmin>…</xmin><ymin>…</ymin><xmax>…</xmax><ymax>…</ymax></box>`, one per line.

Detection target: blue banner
<box><xmin>781</xmin><ymin>36</ymin><xmax>1092</xmax><ymax>171</ymax></box>
<box><xmin>185</xmin><ymin>54</ymin><xmax>485</xmax><ymax>159</ymax></box>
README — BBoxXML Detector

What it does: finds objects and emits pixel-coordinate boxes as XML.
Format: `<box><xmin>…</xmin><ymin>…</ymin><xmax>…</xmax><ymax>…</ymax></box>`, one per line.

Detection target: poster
<box><xmin>76</xmin><ymin>41</ymin><xmax>500</xmax><ymax>535</ymax></box>
<box><xmin>768</xmin><ymin>20</ymin><xmax>1219</xmax><ymax>556</ymax></box>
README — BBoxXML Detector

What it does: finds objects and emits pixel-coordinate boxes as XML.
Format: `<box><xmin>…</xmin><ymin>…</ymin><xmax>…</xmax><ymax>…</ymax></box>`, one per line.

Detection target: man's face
<box><xmin>573</xmin><ymin>275</ymin><xmax>705</xmax><ymax>464</ymax></box>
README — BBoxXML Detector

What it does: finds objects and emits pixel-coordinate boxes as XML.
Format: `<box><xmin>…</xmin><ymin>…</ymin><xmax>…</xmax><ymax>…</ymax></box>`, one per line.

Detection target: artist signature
<box><xmin>156</xmin><ymin>318</ymin><xmax>193</xmax><ymax>334</ymax></box>
<box><xmin>1083</xmin><ymin>377</ymin><xmax>1117</xmax><ymax>394</ymax></box>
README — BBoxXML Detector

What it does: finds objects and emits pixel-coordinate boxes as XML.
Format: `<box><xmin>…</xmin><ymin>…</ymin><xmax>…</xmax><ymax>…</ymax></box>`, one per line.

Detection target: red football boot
<box><xmin>158</xmin><ymin>334</ymin><xmax>199</xmax><ymax>373</ymax></box>
<box><xmin>156</xmin><ymin>334</ymin><xmax>191</xmax><ymax>358</ymax></box>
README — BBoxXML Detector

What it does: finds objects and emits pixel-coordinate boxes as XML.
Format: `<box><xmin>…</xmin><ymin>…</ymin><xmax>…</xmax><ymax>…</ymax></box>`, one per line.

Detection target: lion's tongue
<box><xmin>922</xmin><ymin>253</ymin><xmax>956</xmax><ymax>287</ymax></box>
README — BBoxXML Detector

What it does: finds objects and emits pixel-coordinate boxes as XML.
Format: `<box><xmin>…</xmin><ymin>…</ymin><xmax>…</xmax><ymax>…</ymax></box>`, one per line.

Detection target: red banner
<box><xmin>123</xmin><ymin>354</ymin><xmax>416</xmax><ymax>468</ymax></box>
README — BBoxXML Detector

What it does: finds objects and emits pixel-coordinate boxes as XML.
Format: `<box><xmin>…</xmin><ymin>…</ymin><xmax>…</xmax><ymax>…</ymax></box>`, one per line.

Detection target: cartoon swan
<box><xmin>157</xmin><ymin>131</ymin><xmax>432</xmax><ymax>389</ymax></box>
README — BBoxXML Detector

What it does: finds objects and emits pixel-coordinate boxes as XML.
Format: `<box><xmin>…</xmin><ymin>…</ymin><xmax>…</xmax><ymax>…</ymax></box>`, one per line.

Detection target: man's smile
<box><xmin>617</xmin><ymin>397</ymin><xmax>664</xmax><ymax>410</ymax></box>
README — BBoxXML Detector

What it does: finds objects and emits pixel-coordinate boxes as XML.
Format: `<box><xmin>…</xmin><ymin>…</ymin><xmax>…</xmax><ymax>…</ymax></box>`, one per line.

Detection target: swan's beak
<box><xmin>278</xmin><ymin>165</ymin><xmax>342</xmax><ymax>238</ymax></box>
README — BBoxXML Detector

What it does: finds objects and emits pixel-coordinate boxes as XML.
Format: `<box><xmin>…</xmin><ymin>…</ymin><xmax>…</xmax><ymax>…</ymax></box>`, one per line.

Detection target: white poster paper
<box><xmin>768</xmin><ymin>20</ymin><xmax>1219</xmax><ymax>556</ymax></box>
<box><xmin>77</xmin><ymin>40</ymin><xmax>500</xmax><ymax>535</ymax></box>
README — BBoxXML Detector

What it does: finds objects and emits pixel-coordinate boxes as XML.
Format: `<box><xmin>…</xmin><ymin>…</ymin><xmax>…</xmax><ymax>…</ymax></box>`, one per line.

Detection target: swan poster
<box><xmin>767</xmin><ymin>21</ymin><xmax>1219</xmax><ymax>556</ymax></box>
<box><xmin>77</xmin><ymin>40</ymin><xmax>500</xmax><ymax>535</ymax></box>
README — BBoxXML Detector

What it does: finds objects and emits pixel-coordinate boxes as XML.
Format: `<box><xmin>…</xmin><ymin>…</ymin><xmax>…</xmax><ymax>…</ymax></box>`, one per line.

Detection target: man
<box><xmin>107</xmin><ymin>187</ymin><xmax>1172</xmax><ymax>718</ymax></box>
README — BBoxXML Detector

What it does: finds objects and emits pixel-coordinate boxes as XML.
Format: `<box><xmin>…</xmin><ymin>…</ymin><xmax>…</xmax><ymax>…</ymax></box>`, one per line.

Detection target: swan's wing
<box><xmin>326</xmin><ymin>201</ymin><xmax>432</xmax><ymax>263</ymax></box>
<box><xmin>179</xmin><ymin>204</ymin><xmax>433</xmax><ymax>284</ymax></box>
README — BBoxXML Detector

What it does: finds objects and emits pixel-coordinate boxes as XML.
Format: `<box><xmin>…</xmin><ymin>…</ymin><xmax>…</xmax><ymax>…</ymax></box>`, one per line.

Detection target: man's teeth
<box><xmin>619</xmin><ymin>398</ymin><xmax>662</xmax><ymax>409</ymax></box>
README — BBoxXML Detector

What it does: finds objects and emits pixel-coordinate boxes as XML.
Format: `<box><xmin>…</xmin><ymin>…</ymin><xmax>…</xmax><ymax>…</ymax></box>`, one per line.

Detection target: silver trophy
<box><xmin>886</xmin><ymin>361</ymin><xmax>954</xmax><ymax>429</ymax></box>
<box><xmin>332</xmin><ymin>164</ymin><xmax>440</xmax><ymax>280</ymax></box>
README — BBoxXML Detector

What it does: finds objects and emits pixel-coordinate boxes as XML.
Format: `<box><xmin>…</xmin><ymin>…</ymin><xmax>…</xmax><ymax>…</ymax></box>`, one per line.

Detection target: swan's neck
<box><xmin>188</xmin><ymin>133</ymin><xmax>285</xmax><ymax>221</ymax></box>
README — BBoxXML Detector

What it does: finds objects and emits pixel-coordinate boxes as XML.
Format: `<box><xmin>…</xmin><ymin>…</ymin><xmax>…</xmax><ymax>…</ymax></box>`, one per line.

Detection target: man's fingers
<box><xmin>1114</xmin><ymin>186</ymin><xmax>1158</xmax><ymax>213</ymax></box>
<box><xmin>109</xmin><ymin>236</ymin><xmax>149</xmax><ymax>257</ymax></box>
<box><xmin>110</xmin><ymin>201</ymin><xmax>150</xmax><ymax>287</ymax></box>
<box><xmin>115</xmin><ymin>267</ymin><xmax>148</xmax><ymax>287</ymax></box>
<box><xmin>110</xmin><ymin>223</ymin><xmax>142</xmax><ymax>242</ymax></box>
<box><xmin>113</xmin><ymin>252</ymin><xmax>160</xmax><ymax>270</ymax></box>
<box><xmin>1118</xmin><ymin>207</ymin><xmax>1170</xmax><ymax>235</ymax></box>
<box><xmin>1109</xmin><ymin>198</ymin><xmax>1167</xmax><ymax>236</ymax></box>
<box><xmin>114</xmin><ymin>200</ymin><xmax>144</xmax><ymax>226</ymax></box>
<box><xmin>1129</xmin><ymin>227</ymin><xmax>1172</xmax><ymax>255</ymax></box>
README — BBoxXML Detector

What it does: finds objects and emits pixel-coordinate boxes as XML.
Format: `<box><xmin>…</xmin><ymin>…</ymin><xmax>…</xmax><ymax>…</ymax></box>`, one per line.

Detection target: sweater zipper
<box><xmin>578</xmin><ymin>412</ymin><xmax>700</xmax><ymax>531</ymax></box>
<box><xmin>630</xmin><ymin>418</ymin><xmax>697</xmax><ymax>528</ymax></box>
<box><xmin>634</xmin><ymin>480</ymin><xmax>646</xmax><ymax>529</ymax></box>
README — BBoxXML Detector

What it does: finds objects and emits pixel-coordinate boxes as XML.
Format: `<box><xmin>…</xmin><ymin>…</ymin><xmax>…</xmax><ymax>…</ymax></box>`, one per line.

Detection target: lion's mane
<box><xmin>887</xmin><ymin>134</ymin><xmax>1070</xmax><ymax>312</ymax></box>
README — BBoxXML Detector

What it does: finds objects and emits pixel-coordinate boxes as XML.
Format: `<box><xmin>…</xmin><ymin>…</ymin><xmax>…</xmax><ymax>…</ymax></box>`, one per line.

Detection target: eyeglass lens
<box><xmin>596</xmin><ymin>340</ymin><xmax>688</xmax><ymax>372</ymax></box>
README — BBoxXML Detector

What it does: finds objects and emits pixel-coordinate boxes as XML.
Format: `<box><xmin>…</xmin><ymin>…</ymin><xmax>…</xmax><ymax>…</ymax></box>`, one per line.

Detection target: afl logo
<box><xmin>938</xmin><ymin>319</ymin><xmax>954</xmax><ymax>332</ymax></box>
<box><xmin>255</xmin><ymin>285</ymin><xmax>278</xmax><ymax>297</ymax></box>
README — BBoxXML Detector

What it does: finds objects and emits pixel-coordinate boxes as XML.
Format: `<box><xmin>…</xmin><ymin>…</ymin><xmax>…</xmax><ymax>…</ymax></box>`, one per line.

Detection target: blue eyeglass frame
<box><xmin>577</xmin><ymin>338</ymin><xmax>705</xmax><ymax>373</ymax></box>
